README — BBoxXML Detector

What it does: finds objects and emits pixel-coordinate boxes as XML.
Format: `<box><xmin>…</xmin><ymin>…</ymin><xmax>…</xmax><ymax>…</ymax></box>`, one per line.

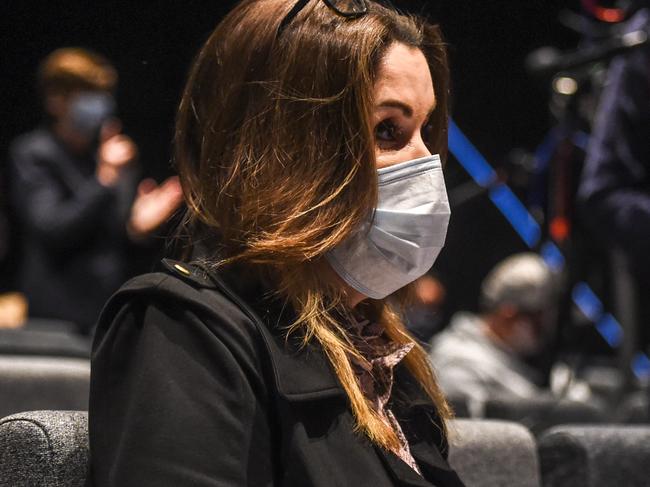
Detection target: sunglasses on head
<box><xmin>277</xmin><ymin>0</ymin><xmax>370</xmax><ymax>37</ymax></box>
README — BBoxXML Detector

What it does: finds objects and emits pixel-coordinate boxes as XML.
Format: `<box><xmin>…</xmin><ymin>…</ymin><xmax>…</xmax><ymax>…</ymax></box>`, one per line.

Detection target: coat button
<box><xmin>173</xmin><ymin>263</ymin><xmax>192</xmax><ymax>276</ymax></box>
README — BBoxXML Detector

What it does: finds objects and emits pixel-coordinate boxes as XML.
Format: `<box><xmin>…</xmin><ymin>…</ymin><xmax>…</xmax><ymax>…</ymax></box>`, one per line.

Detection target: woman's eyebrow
<box><xmin>377</xmin><ymin>99</ymin><xmax>437</xmax><ymax>119</ymax></box>
<box><xmin>377</xmin><ymin>99</ymin><xmax>413</xmax><ymax>117</ymax></box>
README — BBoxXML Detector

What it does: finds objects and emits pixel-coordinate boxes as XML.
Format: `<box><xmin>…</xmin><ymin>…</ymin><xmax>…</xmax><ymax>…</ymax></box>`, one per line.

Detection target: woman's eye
<box><xmin>375</xmin><ymin>120</ymin><xmax>400</xmax><ymax>145</ymax></box>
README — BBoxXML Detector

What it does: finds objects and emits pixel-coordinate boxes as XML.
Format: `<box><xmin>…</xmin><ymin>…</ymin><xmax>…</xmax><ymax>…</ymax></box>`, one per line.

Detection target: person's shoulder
<box><xmin>90</xmin><ymin>260</ymin><xmax>277</xmax><ymax>415</ymax></box>
<box><xmin>9</xmin><ymin>128</ymin><xmax>59</xmax><ymax>160</ymax></box>
<box><xmin>429</xmin><ymin>313</ymin><xmax>497</xmax><ymax>375</ymax></box>
<box><xmin>95</xmin><ymin>259</ymin><xmax>264</xmax><ymax>356</ymax></box>
<box><xmin>430</xmin><ymin>313</ymin><xmax>480</xmax><ymax>352</ymax></box>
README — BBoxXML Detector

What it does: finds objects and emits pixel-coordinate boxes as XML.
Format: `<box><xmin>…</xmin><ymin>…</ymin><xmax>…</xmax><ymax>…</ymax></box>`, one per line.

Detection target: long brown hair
<box><xmin>175</xmin><ymin>0</ymin><xmax>452</xmax><ymax>452</ymax></box>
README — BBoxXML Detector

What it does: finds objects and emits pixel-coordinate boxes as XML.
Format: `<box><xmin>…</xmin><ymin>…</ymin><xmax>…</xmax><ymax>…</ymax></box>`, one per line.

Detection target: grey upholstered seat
<box><xmin>448</xmin><ymin>418</ymin><xmax>541</xmax><ymax>487</ymax></box>
<box><xmin>614</xmin><ymin>391</ymin><xmax>650</xmax><ymax>424</ymax></box>
<box><xmin>0</xmin><ymin>323</ymin><xmax>91</xmax><ymax>358</ymax></box>
<box><xmin>0</xmin><ymin>355</ymin><xmax>90</xmax><ymax>418</ymax></box>
<box><xmin>538</xmin><ymin>424</ymin><xmax>650</xmax><ymax>487</ymax></box>
<box><xmin>0</xmin><ymin>410</ymin><xmax>88</xmax><ymax>487</ymax></box>
<box><xmin>483</xmin><ymin>397</ymin><xmax>606</xmax><ymax>435</ymax></box>
<box><xmin>0</xmin><ymin>412</ymin><xmax>542</xmax><ymax>486</ymax></box>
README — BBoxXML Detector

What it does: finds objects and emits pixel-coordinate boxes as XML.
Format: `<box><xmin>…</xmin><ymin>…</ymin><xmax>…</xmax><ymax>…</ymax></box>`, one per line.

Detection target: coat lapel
<box><xmin>197</xmin><ymin>261</ymin><xmax>345</xmax><ymax>402</ymax></box>
<box><xmin>410</xmin><ymin>440</ymin><xmax>466</xmax><ymax>486</ymax></box>
<box><xmin>389</xmin><ymin>368</ymin><xmax>467</xmax><ymax>486</ymax></box>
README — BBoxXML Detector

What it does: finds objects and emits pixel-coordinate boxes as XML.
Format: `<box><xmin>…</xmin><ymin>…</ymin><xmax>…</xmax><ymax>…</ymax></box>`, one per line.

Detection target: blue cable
<box><xmin>448</xmin><ymin>121</ymin><xmax>498</xmax><ymax>187</ymax></box>
<box><xmin>632</xmin><ymin>353</ymin><xmax>650</xmax><ymax>380</ymax></box>
<box><xmin>488</xmin><ymin>184</ymin><xmax>542</xmax><ymax>248</ymax></box>
<box><xmin>540</xmin><ymin>241</ymin><xmax>566</xmax><ymax>272</ymax></box>
<box><xmin>595</xmin><ymin>314</ymin><xmax>624</xmax><ymax>349</ymax></box>
<box><xmin>572</xmin><ymin>282</ymin><xmax>604</xmax><ymax>322</ymax></box>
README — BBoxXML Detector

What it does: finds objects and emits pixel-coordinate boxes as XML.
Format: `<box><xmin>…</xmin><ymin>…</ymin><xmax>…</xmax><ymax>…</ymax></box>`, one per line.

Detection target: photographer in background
<box><xmin>8</xmin><ymin>48</ymin><xmax>183</xmax><ymax>334</ymax></box>
<box><xmin>578</xmin><ymin>5</ymin><xmax>650</xmax><ymax>354</ymax></box>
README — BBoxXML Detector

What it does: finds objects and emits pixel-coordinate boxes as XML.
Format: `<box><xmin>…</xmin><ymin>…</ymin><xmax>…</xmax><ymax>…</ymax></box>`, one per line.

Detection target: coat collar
<box><xmin>164</xmin><ymin>259</ymin><xmax>345</xmax><ymax>401</ymax></box>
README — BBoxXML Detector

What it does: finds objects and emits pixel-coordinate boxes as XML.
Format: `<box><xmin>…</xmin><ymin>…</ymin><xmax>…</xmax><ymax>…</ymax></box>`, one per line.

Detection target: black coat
<box><xmin>8</xmin><ymin>128</ymin><xmax>138</xmax><ymax>331</ymax></box>
<box><xmin>87</xmin><ymin>259</ymin><xmax>466</xmax><ymax>486</ymax></box>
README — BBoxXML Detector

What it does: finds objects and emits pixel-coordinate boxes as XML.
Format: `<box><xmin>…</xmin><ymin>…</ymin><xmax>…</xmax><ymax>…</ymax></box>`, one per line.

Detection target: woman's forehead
<box><xmin>374</xmin><ymin>43</ymin><xmax>435</xmax><ymax>115</ymax></box>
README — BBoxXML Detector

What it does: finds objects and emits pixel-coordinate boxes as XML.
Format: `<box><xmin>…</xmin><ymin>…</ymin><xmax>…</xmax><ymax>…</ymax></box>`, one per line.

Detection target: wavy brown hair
<box><xmin>175</xmin><ymin>0</ymin><xmax>451</xmax><ymax>453</ymax></box>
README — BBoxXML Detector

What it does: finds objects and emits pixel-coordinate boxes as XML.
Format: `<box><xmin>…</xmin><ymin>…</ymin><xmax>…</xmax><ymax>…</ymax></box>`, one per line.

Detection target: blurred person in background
<box><xmin>7</xmin><ymin>48</ymin><xmax>183</xmax><ymax>334</ymax></box>
<box><xmin>578</xmin><ymin>4</ymin><xmax>650</xmax><ymax>354</ymax></box>
<box><xmin>0</xmin><ymin>293</ymin><xmax>27</xmax><ymax>329</ymax></box>
<box><xmin>0</xmin><ymin>159</ymin><xmax>24</xmax><ymax>328</ymax></box>
<box><xmin>0</xmin><ymin>166</ymin><xmax>10</xmax><ymax>286</ymax></box>
<box><xmin>429</xmin><ymin>253</ymin><xmax>592</xmax><ymax>415</ymax></box>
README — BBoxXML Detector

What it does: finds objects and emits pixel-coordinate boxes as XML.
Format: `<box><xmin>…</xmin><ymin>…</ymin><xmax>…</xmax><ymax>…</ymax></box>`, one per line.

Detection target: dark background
<box><xmin>1</xmin><ymin>0</ymin><xmax>582</xmax><ymax>314</ymax></box>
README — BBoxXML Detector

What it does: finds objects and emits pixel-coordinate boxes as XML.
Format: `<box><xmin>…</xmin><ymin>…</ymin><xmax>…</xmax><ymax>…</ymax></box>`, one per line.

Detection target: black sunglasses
<box><xmin>277</xmin><ymin>0</ymin><xmax>369</xmax><ymax>37</ymax></box>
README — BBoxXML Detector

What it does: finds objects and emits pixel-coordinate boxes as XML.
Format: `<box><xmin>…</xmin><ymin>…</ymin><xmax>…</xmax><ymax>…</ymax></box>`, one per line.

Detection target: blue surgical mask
<box><xmin>68</xmin><ymin>92</ymin><xmax>116</xmax><ymax>140</ymax></box>
<box><xmin>326</xmin><ymin>154</ymin><xmax>451</xmax><ymax>299</ymax></box>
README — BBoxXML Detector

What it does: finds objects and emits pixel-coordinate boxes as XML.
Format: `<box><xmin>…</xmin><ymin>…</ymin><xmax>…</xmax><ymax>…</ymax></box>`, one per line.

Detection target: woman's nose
<box><xmin>410</xmin><ymin>134</ymin><xmax>432</xmax><ymax>160</ymax></box>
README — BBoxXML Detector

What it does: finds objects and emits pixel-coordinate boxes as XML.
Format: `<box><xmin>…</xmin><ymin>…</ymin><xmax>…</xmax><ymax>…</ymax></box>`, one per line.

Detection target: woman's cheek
<box><xmin>375</xmin><ymin>152</ymin><xmax>404</xmax><ymax>169</ymax></box>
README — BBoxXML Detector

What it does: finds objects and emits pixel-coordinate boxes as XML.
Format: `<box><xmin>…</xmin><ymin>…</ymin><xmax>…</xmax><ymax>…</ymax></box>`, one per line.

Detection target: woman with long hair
<box><xmin>88</xmin><ymin>1</ymin><xmax>464</xmax><ymax>485</ymax></box>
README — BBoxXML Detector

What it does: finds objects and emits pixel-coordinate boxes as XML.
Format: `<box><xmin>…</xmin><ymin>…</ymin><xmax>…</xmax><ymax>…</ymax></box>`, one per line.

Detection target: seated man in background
<box><xmin>429</xmin><ymin>253</ymin><xmax>591</xmax><ymax>416</ymax></box>
<box><xmin>8</xmin><ymin>48</ymin><xmax>183</xmax><ymax>334</ymax></box>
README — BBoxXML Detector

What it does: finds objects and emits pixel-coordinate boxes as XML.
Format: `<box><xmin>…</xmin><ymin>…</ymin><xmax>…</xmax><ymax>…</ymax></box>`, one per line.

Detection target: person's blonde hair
<box><xmin>175</xmin><ymin>0</ymin><xmax>452</xmax><ymax>452</ymax></box>
<box><xmin>38</xmin><ymin>47</ymin><xmax>117</xmax><ymax>97</ymax></box>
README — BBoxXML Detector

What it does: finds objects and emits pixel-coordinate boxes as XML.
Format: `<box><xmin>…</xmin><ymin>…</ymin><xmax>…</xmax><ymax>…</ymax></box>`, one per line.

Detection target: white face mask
<box><xmin>326</xmin><ymin>154</ymin><xmax>451</xmax><ymax>299</ymax></box>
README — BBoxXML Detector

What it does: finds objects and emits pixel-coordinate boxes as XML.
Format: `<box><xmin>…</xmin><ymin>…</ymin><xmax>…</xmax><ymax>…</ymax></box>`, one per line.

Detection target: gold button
<box><xmin>173</xmin><ymin>264</ymin><xmax>191</xmax><ymax>276</ymax></box>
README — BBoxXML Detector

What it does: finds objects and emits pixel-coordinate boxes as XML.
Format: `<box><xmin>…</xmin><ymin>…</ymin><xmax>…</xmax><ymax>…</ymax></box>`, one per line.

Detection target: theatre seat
<box><xmin>449</xmin><ymin>419</ymin><xmax>541</xmax><ymax>487</ymax></box>
<box><xmin>483</xmin><ymin>397</ymin><xmax>606</xmax><ymax>435</ymax></box>
<box><xmin>0</xmin><ymin>322</ymin><xmax>91</xmax><ymax>358</ymax></box>
<box><xmin>538</xmin><ymin>425</ymin><xmax>650</xmax><ymax>487</ymax></box>
<box><xmin>614</xmin><ymin>391</ymin><xmax>650</xmax><ymax>424</ymax></box>
<box><xmin>0</xmin><ymin>412</ymin><xmax>542</xmax><ymax>487</ymax></box>
<box><xmin>0</xmin><ymin>356</ymin><xmax>89</xmax><ymax>418</ymax></box>
<box><xmin>0</xmin><ymin>410</ymin><xmax>88</xmax><ymax>487</ymax></box>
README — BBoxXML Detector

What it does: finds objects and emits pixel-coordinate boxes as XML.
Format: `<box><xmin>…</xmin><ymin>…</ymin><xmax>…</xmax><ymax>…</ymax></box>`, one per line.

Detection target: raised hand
<box><xmin>127</xmin><ymin>176</ymin><xmax>184</xmax><ymax>240</ymax></box>
<box><xmin>96</xmin><ymin>120</ymin><xmax>138</xmax><ymax>187</ymax></box>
